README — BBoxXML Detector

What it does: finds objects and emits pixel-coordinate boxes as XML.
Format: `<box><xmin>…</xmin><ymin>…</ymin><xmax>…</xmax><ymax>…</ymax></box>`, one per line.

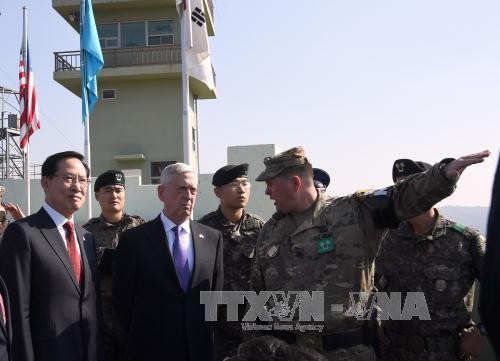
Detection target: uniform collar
<box><xmin>290</xmin><ymin>191</ymin><xmax>331</xmax><ymax>236</ymax></box>
<box><xmin>98</xmin><ymin>213</ymin><xmax>129</xmax><ymax>226</ymax></box>
<box><xmin>398</xmin><ymin>209</ymin><xmax>447</xmax><ymax>241</ymax></box>
<box><xmin>215</xmin><ymin>206</ymin><xmax>246</xmax><ymax>227</ymax></box>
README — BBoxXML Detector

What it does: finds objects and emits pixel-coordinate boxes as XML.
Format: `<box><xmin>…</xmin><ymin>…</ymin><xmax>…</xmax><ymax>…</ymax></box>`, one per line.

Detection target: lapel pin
<box><xmin>199</xmin><ymin>234</ymin><xmax>204</xmax><ymax>238</ymax></box>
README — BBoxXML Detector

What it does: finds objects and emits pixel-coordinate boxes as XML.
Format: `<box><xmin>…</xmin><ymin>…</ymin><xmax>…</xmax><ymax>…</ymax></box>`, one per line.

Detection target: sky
<box><xmin>0</xmin><ymin>0</ymin><xmax>498</xmax><ymax>207</ymax></box>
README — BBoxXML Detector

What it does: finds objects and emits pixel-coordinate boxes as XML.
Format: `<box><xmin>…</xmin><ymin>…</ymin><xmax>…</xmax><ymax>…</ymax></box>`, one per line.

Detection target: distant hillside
<box><xmin>438</xmin><ymin>206</ymin><xmax>489</xmax><ymax>234</ymax></box>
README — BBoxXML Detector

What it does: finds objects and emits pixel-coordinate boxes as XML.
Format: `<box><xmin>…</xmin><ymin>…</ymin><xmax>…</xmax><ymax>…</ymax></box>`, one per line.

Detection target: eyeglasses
<box><xmin>54</xmin><ymin>174</ymin><xmax>90</xmax><ymax>189</ymax></box>
<box><xmin>228</xmin><ymin>181</ymin><xmax>251</xmax><ymax>190</ymax></box>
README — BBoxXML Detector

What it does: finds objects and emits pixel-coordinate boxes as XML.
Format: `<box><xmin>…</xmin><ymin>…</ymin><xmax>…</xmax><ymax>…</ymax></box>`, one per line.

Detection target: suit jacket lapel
<box><xmin>76</xmin><ymin>226</ymin><xmax>91</xmax><ymax>296</ymax></box>
<box><xmin>189</xmin><ymin>221</ymin><xmax>209</xmax><ymax>292</ymax></box>
<box><xmin>150</xmin><ymin>216</ymin><xmax>182</xmax><ymax>290</ymax></box>
<box><xmin>37</xmin><ymin>208</ymin><xmax>81</xmax><ymax>293</ymax></box>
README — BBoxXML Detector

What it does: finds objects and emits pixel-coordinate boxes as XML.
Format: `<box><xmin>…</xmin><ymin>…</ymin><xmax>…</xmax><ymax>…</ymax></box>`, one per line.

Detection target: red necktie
<box><xmin>63</xmin><ymin>221</ymin><xmax>82</xmax><ymax>286</ymax></box>
<box><xmin>0</xmin><ymin>293</ymin><xmax>5</xmax><ymax>325</ymax></box>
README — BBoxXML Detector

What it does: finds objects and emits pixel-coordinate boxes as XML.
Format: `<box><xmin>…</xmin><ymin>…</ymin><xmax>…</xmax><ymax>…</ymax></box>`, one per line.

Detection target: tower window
<box><xmin>151</xmin><ymin>160</ymin><xmax>176</xmax><ymax>184</ymax></box>
<box><xmin>102</xmin><ymin>89</ymin><xmax>116</xmax><ymax>100</ymax></box>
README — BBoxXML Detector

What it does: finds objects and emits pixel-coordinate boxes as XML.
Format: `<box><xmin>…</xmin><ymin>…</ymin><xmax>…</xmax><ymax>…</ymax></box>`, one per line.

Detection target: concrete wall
<box><xmin>0</xmin><ymin>144</ymin><xmax>279</xmax><ymax>224</ymax></box>
<box><xmin>194</xmin><ymin>144</ymin><xmax>279</xmax><ymax>220</ymax></box>
<box><xmin>91</xmin><ymin>77</ymin><xmax>187</xmax><ymax>183</ymax></box>
<box><xmin>97</xmin><ymin>6</ymin><xmax>177</xmax><ymax>24</ymax></box>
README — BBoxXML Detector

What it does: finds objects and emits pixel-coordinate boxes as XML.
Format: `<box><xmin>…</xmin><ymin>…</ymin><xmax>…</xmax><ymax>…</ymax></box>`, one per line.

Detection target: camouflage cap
<box><xmin>255</xmin><ymin>146</ymin><xmax>310</xmax><ymax>182</ymax></box>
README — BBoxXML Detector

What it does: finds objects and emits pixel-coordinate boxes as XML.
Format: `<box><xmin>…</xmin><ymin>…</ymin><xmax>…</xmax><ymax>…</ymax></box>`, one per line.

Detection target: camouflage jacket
<box><xmin>375</xmin><ymin>212</ymin><xmax>485</xmax><ymax>339</ymax></box>
<box><xmin>198</xmin><ymin>207</ymin><xmax>264</xmax><ymax>291</ymax></box>
<box><xmin>83</xmin><ymin>213</ymin><xmax>145</xmax><ymax>263</ymax></box>
<box><xmin>251</xmin><ymin>162</ymin><xmax>457</xmax><ymax>334</ymax></box>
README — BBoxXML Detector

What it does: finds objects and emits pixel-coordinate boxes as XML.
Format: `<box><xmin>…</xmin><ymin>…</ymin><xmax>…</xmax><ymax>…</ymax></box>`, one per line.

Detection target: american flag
<box><xmin>19</xmin><ymin>40</ymin><xmax>40</xmax><ymax>151</ymax></box>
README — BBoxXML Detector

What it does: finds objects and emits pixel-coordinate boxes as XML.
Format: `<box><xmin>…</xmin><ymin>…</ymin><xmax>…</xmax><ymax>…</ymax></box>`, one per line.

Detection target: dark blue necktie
<box><xmin>172</xmin><ymin>226</ymin><xmax>190</xmax><ymax>292</ymax></box>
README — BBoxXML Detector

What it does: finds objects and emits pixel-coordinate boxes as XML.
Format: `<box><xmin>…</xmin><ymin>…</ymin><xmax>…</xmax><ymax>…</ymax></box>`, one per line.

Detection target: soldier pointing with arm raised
<box><xmin>250</xmin><ymin>146</ymin><xmax>489</xmax><ymax>361</ymax></box>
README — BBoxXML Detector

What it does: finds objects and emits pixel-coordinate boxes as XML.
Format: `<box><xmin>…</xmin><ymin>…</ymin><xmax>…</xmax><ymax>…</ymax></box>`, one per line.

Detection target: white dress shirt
<box><xmin>160</xmin><ymin>212</ymin><xmax>194</xmax><ymax>275</ymax></box>
<box><xmin>43</xmin><ymin>202</ymin><xmax>81</xmax><ymax>256</ymax></box>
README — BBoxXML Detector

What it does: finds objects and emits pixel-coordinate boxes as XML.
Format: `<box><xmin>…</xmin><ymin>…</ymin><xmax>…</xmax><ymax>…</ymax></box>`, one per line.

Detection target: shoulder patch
<box><xmin>373</xmin><ymin>188</ymin><xmax>389</xmax><ymax>196</ymax></box>
<box><xmin>451</xmin><ymin>222</ymin><xmax>466</xmax><ymax>234</ymax></box>
<box><xmin>354</xmin><ymin>188</ymin><xmax>388</xmax><ymax>201</ymax></box>
<box><xmin>354</xmin><ymin>189</ymin><xmax>373</xmax><ymax>201</ymax></box>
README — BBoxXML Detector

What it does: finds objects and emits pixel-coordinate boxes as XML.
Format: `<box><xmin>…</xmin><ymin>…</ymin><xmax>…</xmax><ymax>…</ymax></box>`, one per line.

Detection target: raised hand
<box><xmin>443</xmin><ymin>150</ymin><xmax>490</xmax><ymax>181</ymax></box>
<box><xmin>2</xmin><ymin>203</ymin><xmax>26</xmax><ymax>221</ymax></box>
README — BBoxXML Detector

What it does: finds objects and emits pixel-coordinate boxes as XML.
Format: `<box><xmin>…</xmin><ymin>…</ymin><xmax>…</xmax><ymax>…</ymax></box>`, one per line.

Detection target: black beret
<box><xmin>94</xmin><ymin>170</ymin><xmax>125</xmax><ymax>192</ymax></box>
<box><xmin>212</xmin><ymin>163</ymin><xmax>249</xmax><ymax>186</ymax></box>
<box><xmin>392</xmin><ymin>159</ymin><xmax>432</xmax><ymax>182</ymax></box>
<box><xmin>313</xmin><ymin>168</ymin><xmax>331</xmax><ymax>189</ymax></box>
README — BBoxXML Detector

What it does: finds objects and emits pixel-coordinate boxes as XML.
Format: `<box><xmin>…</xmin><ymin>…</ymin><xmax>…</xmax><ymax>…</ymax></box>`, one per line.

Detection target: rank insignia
<box><xmin>266</xmin><ymin>245</ymin><xmax>279</xmax><ymax>258</ymax></box>
<box><xmin>317</xmin><ymin>237</ymin><xmax>335</xmax><ymax>254</ymax></box>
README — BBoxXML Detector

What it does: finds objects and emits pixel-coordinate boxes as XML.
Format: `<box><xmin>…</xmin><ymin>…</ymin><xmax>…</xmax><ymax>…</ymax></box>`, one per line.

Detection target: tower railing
<box><xmin>54</xmin><ymin>45</ymin><xmax>182</xmax><ymax>71</ymax></box>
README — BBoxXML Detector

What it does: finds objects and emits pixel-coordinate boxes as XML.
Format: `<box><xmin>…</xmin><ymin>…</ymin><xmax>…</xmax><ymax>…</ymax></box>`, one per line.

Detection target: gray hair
<box><xmin>160</xmin><ymin>162</ymin><xmax>197</xmax><ymax>185</ymax></box>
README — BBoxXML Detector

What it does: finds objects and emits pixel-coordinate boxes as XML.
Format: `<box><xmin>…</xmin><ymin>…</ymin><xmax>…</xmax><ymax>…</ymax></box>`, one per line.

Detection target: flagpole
<box><xmin>22</xmin><ymin>6</ymin><xmax>31</xmax><ymax>215</ymax></box>
<box><xmin>84</xmin><ymin>111</ymin><xmax>91</xmax><ymax>219</ymax></box>
<box><xmin>80</xmin><ymin>0</ymin><xmax>92</xmax><ymax>219</ymax></box>
<box><xmin>181</xmin><ymin>1</ymin><xmax>192</xmax><ymax>167</ymax></box>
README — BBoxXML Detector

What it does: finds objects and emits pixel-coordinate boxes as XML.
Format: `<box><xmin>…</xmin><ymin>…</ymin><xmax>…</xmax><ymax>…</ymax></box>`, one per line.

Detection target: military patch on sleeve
<box><xmin>372</xmin><ymin>188</ymin><xmax>389</xmax><ymax>197</ymax></box>
<box><xmin>354</xmin><ymin>189</ymin><xmax>373</xmax><ymax>201</ymax></box>
<box><xmin>354</xmin><ymin>188</ymin><xmax>388</xmax><ymax>201</ymax></box>
<box><xmin>317</xmin><ymin>237</ymin><xmax>335</xmax><ymax>254</ymax></box>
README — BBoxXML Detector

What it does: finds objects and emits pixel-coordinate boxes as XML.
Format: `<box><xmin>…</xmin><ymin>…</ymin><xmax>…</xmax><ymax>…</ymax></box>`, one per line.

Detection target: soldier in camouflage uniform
<box><xmin>198</xmin><ymin>163</ymin><xmax>264</xmax><ymax>361</ymax></box>
<box><xmin>250</xmin><ymin>146</ymin><xmax>490</xmax><ymax>361</ymax></box>
<box><xmin>83</xmin><ymin>170</ymin><xmax>145</xmax><ymax>361</ymax></box>
<box><xmin>375</xmin><ymin>159</ymin><xmax>486</xmax><ymax>361</ymax></box>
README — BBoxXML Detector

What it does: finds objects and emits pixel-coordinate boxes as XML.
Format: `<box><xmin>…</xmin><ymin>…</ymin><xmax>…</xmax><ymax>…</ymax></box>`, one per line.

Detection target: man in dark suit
<box><xmin>480</xmin><ymin>155</ymin><xmax>500</xmax><ymax>359</ymax></box>
<box><xmin>0</xmin><ymin>276</ymin><xmax>11</xmax><ymax>361</ymax></box>
<box><xmin>113</xmin><ymin>162</ymin><xmax>223</xmax><ymax>361</ymax></box>
<box><xmin>0</xmin><ymin>151</ymin><xmax>101</xmax><ymax>361</ymax></box>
